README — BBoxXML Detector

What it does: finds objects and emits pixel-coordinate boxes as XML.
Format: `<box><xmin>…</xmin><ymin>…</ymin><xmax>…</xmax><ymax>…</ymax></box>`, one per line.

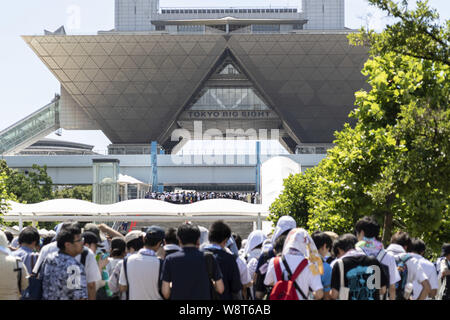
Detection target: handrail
<box><xmin>0</xmin><ymin>98</ymin><xmax>60</xmax><ymax>155</ymax></box>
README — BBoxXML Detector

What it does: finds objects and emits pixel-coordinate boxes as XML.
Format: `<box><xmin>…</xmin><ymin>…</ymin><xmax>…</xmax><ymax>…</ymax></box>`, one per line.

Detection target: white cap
<box><xmin>271</xmin><ymin>216</ymin><xmax>297</xmax><ymax>245</ymax></box>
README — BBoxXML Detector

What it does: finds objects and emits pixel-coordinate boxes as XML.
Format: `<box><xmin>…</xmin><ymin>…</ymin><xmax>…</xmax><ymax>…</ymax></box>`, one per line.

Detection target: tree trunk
<box><xmin>382</xmin><ymin>210</ymin><xmax>394</xmax><ymax>246</ymax></box>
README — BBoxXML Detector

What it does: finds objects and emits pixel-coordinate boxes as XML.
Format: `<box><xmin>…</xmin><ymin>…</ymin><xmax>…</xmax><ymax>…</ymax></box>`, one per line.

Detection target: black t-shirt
<box><xmin>331</xmin><ymin>254</ymin><xmax>388</xmax><ymax>300</ymax></box>
<box><xmin>162</xmin><ymin>247</ymin><xmax>223</xmax><ymax>300</ymax></box>
<box><xmin>204</xmin><ymin>247</ymin><xmax>242</xmax><ymax>300</ymax></box>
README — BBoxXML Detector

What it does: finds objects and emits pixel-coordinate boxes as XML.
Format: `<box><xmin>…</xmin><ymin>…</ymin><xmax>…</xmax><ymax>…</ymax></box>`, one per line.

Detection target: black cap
<box><xmin>145</xmin><ymin>226</ymin><xmax>165</xmax><ymax>241</ymax></box>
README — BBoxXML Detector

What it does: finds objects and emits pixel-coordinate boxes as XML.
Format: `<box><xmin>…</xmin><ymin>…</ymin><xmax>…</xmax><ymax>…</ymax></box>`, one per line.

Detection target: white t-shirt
<box><xmin>380</xmin><ymin>251</ymin><xmax>401</xmax><ymax>285</ymax></box>
<box><xmin>246</xmin><ymin>248</ymin><xmax>262</xmax><ymax>280</ymax></box>
<box><xmin>119</xmin><ymin>250</ymin><xmax>163</xmax><ymax>300</ymax></box>
<box><xmin>236</xmin><ymin>256</ymin><xmax>252</xmax><ymax>286</ymax></box>
<box><xmin>410</xmin><ymin>253</ymin><xmax>438</xmax><ymax>300</ymax></box>
<box><xmin>264</xmin><ymin>254</ymin><xmax>323</xmax><ymax>300</ymax></box>
<box><xmin>386</xmin><ymin>244</ymin><xmax>428</xmax><ymax>286</ymax></box>
<box><xmin>33</xmin><ymin>242</ymin><xmax>101</xmax><ymax>284</ymax></box>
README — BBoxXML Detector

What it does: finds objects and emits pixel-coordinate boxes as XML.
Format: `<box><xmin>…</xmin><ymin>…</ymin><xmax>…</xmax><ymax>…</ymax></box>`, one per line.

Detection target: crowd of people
<box><xmin>144</xmin><ymin>191</ymin><xmax>260</xmax><ymax>204</ymax></box>
<box><xmin>0</xmin><ymin>215</ymin><xmax>449</xmax><ymax>301</ymax></box>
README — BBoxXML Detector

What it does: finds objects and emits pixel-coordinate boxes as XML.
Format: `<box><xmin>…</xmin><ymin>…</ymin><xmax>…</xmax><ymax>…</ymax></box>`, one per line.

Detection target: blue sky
<box><xmin>0</xmin><ymin>0</ymin><xmax>448</xmax><ymax>153</ymax></box>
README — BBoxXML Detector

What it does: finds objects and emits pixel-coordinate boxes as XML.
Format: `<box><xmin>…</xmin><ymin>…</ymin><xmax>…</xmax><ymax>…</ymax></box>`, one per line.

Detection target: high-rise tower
<box><xmin>115</xmin><ymin>0</ymin><xmax>160</xmax><ymax>31</ymax></box>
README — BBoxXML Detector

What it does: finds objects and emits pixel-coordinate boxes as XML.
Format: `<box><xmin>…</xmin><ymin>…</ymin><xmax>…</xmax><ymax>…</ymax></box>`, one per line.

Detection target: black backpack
<box><xmin>357</xmin><ymin>248</ymin><xmax>391</xmax><ymax>287</ymax></box>
<box><xmin>203</xmin><ymin>251</ymin><xmax>221</xmax><ymax>300</ymax></box>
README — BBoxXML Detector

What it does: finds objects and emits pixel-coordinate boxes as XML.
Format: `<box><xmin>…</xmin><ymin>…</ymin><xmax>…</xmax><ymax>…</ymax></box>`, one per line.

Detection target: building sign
<box><xmin>180</xmin><ymin>110</ymin><xmax>278</xmax><ymax>120</ymax></box>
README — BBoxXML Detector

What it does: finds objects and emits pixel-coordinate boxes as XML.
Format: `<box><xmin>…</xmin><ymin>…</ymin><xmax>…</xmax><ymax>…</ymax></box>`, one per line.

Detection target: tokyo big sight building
<box><xmin>4</xmin><ymin>0</ymin><xmax>368</xmax><ymax>156</ymax></box>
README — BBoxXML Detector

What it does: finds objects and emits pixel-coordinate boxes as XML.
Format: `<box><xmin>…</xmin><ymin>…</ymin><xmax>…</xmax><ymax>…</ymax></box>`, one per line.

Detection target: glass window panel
<box><xmin>190</xmin><ymin>87</ymin><xmax>270</xmax><ymax>111</ymax></box>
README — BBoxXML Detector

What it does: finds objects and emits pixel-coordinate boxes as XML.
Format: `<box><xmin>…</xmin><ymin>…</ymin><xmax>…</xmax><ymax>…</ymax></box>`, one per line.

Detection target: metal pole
<box><xmin>19</xmin><ymin>212</ymin><xmax>23</xmax><ymax>232</ymax></box>
<box><xmin>257</xmin><ymin>212</ymin><xmax>262</xmax><ymax>230</ymax></box>
<box><xmin>151</xmin><ymin>141</ymin><xmax>158</xmax><ymax>192</ymax></box>
<box><xmin>32</xmin><ymin>214</ymin><xmax>37</xmax><ymax>228</ymax></box>
<box><xmin>256</xmin><ymin>141</ymin><xmax>261</xmax><ymax>199</ymax></box>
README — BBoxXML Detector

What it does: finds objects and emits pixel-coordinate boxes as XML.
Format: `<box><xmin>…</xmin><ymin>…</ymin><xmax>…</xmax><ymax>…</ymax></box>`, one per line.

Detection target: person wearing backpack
<box><xmin>254</xmin><ymin>215</ymin><xmax>296</xmax><ymax>300</ymax></box>
<box><xmin>106</xmin><ymin>237</ymin><xmax>126</xmax><ymax>299</ymax></box>
<box><xmin>41</xmin><ymin>224</ymin><xmax>88</xmax><ymax>300</ymax></box>
<box><xmin>264</xmin><ymin>228</ymin><xmax>324</xmax><ymax>300</ymax></box>
<box><xmin>32</xmin><ymin>222</ymin><xmax>101</xmax><ymax>300</ymax></box>
<box><xmin>202</xmin><ymin>221</ymin><xmax>243</xmax><ymax>300</ymax></box>
<box><xmin>161</xmin><ymin>222</ymin><xmax>224</xmax><ymax>300</ymax></box>
<box><xmin>354</xmin><ymin>216</ymin><xmax>400</xmax><ymax>300</ymax></box>
<box><xmin>409</xmin><ymin>238</ymin><xmax>439</xmax><ymax>300</ymax></box>
<box><xmin>111</xmin><ymin>230</ymin><xmax>145</xmax><ymax>300</ymax></box>
<box><xmin>119</xmin><ymin>226</ymin><xmax>166</xmax><ymax>300</ymax></box>
<box><xmin>330</xmin><ymin>233</ymin><xmax>388</xmax><ymax>300</ymax></box>
<box><xmin>11</xmin><ymin>227</ymin><xmax>40</xmax><ymax>276</ymax></box>
<box><xmin>385</xmin><ymin>231</ymin><xmax>431</xmax><ymax>300</ymax></box>
<box><xmin>0</xmin><ymin>230</ymin><xmax>29</xmax><ymax>300</ymax></box>
<box><xmin>243</xmin><ymin>230</ymin><xmax>267</xmax><ymax>280</ymax></box>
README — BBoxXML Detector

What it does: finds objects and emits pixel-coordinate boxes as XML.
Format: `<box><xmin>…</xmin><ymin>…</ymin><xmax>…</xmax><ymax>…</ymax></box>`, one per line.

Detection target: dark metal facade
<box><xmin>23</xmin><ymin>32</ymin><xmax>368</xmax><ymax>152</ymax></box>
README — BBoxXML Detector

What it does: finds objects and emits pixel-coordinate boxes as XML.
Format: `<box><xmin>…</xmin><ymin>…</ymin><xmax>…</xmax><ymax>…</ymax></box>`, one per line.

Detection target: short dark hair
<box><xmin>177</xmin><ymin>223</ymin><xmax>200</xmax><ymax>245</ymax></box>
<box><xmin>4</xmin><ymin>231</ymin><xmax>14</xmax><ymax>243</ymax></box>
<box><xmin>274</xmin><ymin>235</ymin><xmax>287</xmax><ymax>255</ymax></box>
<box><xmin>144</xmin><ymin>235</ymin><xmax>163</xmax><ymax>247</ymax></box>
<box><xmin>82</xmin><ymin>231</ymin><xmax>99</xmax><ymax>245</ymax></box>
<box><xmin>56</xmin><ymin>224</ymin><xmax>82</xmax><ymax>251</ymax></box>
<box><xmin>41</xmin><ymin>235</ymin><xmax>53</xmax><ymax>248</ymax></box>
<box><xmin>281</xmin><ymin>228</ymin><xmax>293</xmax><ymax>237</ymax></box>
<box><xmin>442</xmin><ymin>243</ymin><xmax>450</xmax><ymax>256</ymax></box>
<box><xmin>355</xmin><ymin>216</ymin><xmax>380</xmax><ymax>238</ymax></box>
<box><xmin>60</xmin><ymin>222</ymin><xmax>80</xmax><ymax>232</ymax></box>
<box><xmin>111</xmin><ymin>237</ymin><xmax>126</xmax><ymax>257</ymax></box>
<box><xmin>127</xmin><ymin>237</ymin><xmax>144</xmax><ymax>251</ymax></box>
<box><xmin>410</xmin><ymin>238</ymin><xmax>426</xmax><ymax>255</ymax></box>
<box><xmin>208</xmin><ymin>220</ymin><xmax>231</xmax><ymax>244</ymax></box>
<box><xmin>390</xmin><ymin>231</ymin><xmax>411</xmax><ymax>249</ymax></box>
<box><xmin>311</xmin><ymin>231</ymin><xmax>333</xmax><ymax>250</ymax></box>
<box><xmin>165</xmin><ymin>228</ymin><xmax>179</xmax><ymax>246</ymax></box>
<box><xmin>332</xmin><ymin>233</ymin><xmax>358</xmax><ymax>256</ymax></box>
<box><xmin>18</xmin><ymin>227</ymin><xmax>40</xmax><ymax>245</ymax></box>
<box><xmin>232</xmin><ymin>233</ymin><xmax>242</xmax><ymax>250</ymax></box>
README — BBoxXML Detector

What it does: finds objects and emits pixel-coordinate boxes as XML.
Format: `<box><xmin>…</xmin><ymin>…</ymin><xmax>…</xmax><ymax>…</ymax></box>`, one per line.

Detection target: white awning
<box><xmin>117</xmin><ymin>174</ymin><xmax>148</xmax><ymax>186</ymax></box>
<box><xmin>3</xmin><ymin>199</ymin><xmax>269</xmax><ymax>228</ymax></box>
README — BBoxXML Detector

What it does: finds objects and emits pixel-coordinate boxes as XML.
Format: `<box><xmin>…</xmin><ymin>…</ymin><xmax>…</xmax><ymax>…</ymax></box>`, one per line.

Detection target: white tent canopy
<box><xmin>3</xmin><ymin>199</ymin><xmax>269</xmax><ymax>231</ymax></box>
<box><xmin>117</xmin><ymin>174</ymin><xmax>147</xmax><ymax>186</ymax></box>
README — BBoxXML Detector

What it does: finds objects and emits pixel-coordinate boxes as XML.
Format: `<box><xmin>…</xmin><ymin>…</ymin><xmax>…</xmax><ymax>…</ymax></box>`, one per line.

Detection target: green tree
<box><xmin>54</xmin><ymin>185</ymin><xmax>93</xmax><ymax>201</ymax></box>
<box><xmin>0</xmin><ymin>171</ymin><xmax>16</xmax><ymax>225</ymax></box>
<box><xmin>351</xmin><ymin>0</ymin><xmax>449</xmax><ymax>66</ymax></box>
<box><xmin>0</xmin><ymin>160</ymin><xmax>53</xmax><ymax>204</ymax></box>
<box><xmin>269</xmin><ymin>168</ymin><xmax>318</xmax><ymax>229</ymax></box>
<box><xmin>0</xmin><ymin>160</ymin><xmax>54</xmax><ymax>228</ymax></box>
<box><xmin>269</xmin><ymin>0</ymin><xmax>449</xmax><ymax>253</ymax></box>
